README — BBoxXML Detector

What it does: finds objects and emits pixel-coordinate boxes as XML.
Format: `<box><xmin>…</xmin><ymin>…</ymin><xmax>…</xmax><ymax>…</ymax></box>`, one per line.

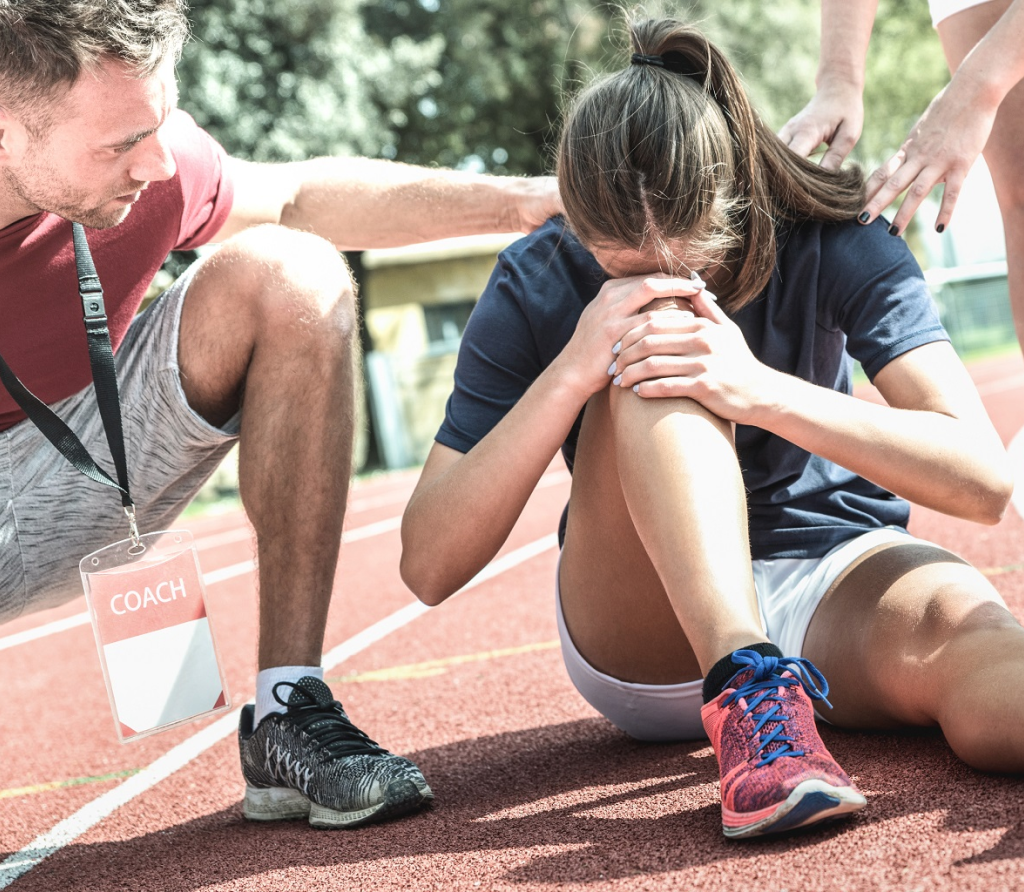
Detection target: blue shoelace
<box><xmin>722</xmin><ymin>650</ymin><xmax>833</xmax><ymax>767</ymax></box>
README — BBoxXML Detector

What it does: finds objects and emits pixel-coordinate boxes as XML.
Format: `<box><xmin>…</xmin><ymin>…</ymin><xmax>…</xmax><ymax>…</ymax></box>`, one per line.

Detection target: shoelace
<box><xmin>272</xmin><ymin>681</ymin><xmax>389</xmax><ymax>758</ymax></box>
<box><xmin>723</xmin><ymin>650</ymin><xmax>832</xmax><ymax>767</ymax></box>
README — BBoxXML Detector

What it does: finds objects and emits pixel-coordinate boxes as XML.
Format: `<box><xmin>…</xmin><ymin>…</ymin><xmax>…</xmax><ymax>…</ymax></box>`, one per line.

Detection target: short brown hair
<box><xmin>0</xmin><ymin>0</ymin><xmax>189</xmax><ymax>129</ymax></box>
<box><xmin>557</xmin><ymin>16</ymin><xmax>866</xmax><ymax>312</ymax></box>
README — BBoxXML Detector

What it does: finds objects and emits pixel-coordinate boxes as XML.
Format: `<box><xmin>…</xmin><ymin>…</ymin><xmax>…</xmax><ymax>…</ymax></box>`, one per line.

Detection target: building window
<box><xmin>423</xmin><ymin>300</ymin><xmax>476</xmax><ymax>347</ymax></box>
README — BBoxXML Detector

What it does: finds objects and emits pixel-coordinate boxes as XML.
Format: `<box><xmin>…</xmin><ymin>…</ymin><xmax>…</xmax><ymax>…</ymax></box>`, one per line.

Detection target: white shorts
<box><xmin>556</xmin><ymin>527</ymin><xmax>915</xmax><ymax>742</ymax></box>
<box><xmin>929</xmin><ymin>0</ymin><xmax>996</xmax><ymax>26</ymax></box>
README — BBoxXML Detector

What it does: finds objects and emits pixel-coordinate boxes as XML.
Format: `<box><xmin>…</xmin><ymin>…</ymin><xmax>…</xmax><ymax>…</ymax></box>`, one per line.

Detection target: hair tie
<box><xmin>630</xmin><ymin>50</ymin><xmax>705</xmax><ymax>82</ymax></box>
<box><xmin>631</xmin><ymin>53</ymin><xmax>664</xmax><ymax>68</ymax></box>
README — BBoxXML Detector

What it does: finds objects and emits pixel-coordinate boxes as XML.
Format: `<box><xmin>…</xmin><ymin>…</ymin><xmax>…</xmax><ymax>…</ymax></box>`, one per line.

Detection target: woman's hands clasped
<box><xmin>557</xmin><ymin>272</ymin><xmax>711</xmax><ymax>400</ymax></box>
<box><xmin>606</xmin><ymin>282</ymin><xmax>772</xmax><ymax>424</ymax></box>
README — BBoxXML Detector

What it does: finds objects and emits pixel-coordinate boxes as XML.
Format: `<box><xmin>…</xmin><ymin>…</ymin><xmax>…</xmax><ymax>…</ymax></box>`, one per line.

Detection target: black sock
<box><xmin>701</xmin><ymin>642</ymin><xmax>784</xmax><ymax>704</ymax></box>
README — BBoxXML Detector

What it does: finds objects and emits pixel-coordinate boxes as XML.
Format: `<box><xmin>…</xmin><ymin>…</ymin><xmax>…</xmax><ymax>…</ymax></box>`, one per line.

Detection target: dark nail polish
<box><xmin>936</xmin><ymin>223</ymin><xmax>945</xmax><ymax>234</ymax></box>
<box><xmin>888</xmin><ymin>224</ymin><xmax>899</xmax><ymax>237</ymax></box>
<box><xmin>857</xmin><ymin>212</ymin><xmax>870</xmax><ymax>224</ymax></box>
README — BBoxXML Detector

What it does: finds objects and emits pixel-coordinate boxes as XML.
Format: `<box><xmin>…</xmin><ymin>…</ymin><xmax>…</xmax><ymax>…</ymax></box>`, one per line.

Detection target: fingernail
<box><xmin>888</xmin><ymin>224</ymin><xmax>900</xmax><ymax>237</ymax></box>
<box><xmin>612</xmin><ymin>374</ymin><xmax>622</xmax><ymax>386</ymax></box>
<box><xmin>858</xmin><ymin>212</ymin><xmax>870</xmax><ymax>224</ymax></box>
<box><xmin>681</xmin><ymin>311</ymin><xmax>695</xmax><ymax>318</ymax></box>
<box><xmin>612</xmin><ymin>341</ymin><xmax>621</xmax><ymax>355</ymax></box>
<box><xmin>632</xmin><ymin>384</ymin><xmax>640</xmax><ymax>393</ymax></box>
<box><xmin>607</xmin><ymin>361</ymin><xmax>616</xmax><ymax>376</ymax></box>
<box><xmin>936</xmin><ymin>223</ymin><xmax>945</xmax><ymax>234</ymax></box>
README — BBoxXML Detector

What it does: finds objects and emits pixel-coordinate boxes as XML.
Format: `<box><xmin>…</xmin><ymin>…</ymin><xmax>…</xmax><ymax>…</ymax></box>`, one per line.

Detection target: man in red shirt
<box><xmin>0</xmin><ymin>0</ymin><xmax>558</xmax><ymax>828</ymax></box>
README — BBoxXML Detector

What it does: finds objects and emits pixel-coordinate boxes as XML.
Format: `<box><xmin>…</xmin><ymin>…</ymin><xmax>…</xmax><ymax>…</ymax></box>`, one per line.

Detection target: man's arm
<box><xmin>211</xmin><ymin>156</ymin><xmax>561</xmax><ymax>248</ymax></box>
<box><xmin>778</xmin><ymin>0</ymin><xmax>879</xmax><ymax>168</ymax></box>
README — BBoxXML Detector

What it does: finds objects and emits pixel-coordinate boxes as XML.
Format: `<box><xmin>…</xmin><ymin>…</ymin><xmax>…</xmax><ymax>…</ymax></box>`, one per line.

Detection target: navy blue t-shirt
<box><xmin>436</xmin><ymin>216</ymin><xmax>949</xmax><ymax>560</ymax></box>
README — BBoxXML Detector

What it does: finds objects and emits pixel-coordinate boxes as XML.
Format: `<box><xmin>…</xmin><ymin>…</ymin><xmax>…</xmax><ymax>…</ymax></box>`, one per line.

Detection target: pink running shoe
<box><xmin>700</xmin><ymin>649</ymin><xmax>867</xmax><ymax>839</ymax></box>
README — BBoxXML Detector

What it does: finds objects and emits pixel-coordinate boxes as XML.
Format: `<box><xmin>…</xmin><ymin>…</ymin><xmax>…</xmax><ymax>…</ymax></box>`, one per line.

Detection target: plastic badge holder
<box><xmin>80</xmin><ymin>530</ymin><xmax>231</xmax><ymax>742</ymax></box>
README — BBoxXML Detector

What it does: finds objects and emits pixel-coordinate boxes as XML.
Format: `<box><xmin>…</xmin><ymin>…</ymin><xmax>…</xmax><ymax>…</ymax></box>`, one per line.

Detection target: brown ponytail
<box><xmin>557</xmin><ymin>16</ymin><xmax>866</xmax><ymax>311</ymax></box>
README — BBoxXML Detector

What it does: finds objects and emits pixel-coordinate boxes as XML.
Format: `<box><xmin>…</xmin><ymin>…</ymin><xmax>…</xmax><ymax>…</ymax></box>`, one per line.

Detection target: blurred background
<box><xmin>165</xmin><ymin>0</ymin><xmax>1013</xmax><ymax>495</ymax></box>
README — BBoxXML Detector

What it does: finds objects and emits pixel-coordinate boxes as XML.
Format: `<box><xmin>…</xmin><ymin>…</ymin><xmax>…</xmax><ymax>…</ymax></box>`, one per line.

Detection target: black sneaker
<box><xmin>238</xmin><ymin>676</ymin><xmax>433</xmax><ymax>828</ymax></box>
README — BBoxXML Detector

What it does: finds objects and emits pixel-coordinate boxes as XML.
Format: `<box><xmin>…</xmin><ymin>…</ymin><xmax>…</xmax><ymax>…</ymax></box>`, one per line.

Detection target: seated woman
<box><xmin>399</xmin><ymin>14</ymin><xmax>1019</xmax><ymax>839</ymax></box>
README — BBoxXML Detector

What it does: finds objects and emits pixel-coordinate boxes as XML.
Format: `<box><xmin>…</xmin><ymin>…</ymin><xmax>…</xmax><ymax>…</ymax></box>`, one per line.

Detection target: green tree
<box><xmin>860</xmin><ymin>0</ymin><xmax>949</xmax><ymax>165</ymax></box>
<box><xmin>686</xmin><ymin>0</ymin><xmax>947</xmax><ymax>167</ymax></box>
<box><xmin>176</xmin><ymin>0</ymin><xmax>442</xmax><ymax>162</ymax></box>
<box><xmin>362</xmin><ymin>0</ymin><xmax>616</xmax><ymax>175</ymax></box>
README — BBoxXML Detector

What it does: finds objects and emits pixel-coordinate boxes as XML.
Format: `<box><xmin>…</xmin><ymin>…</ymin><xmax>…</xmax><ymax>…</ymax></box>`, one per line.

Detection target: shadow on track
<box><xmin>6</xmin><ymin>717</ymin><xmax>1024</xmax><ymax>890</ymax></box>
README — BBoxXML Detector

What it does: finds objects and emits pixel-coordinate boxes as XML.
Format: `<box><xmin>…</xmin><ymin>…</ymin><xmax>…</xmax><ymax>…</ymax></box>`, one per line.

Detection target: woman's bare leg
<box><xmin>559</xmin><ymin>311</ymin><xmax>865</xmax><ymax>838</ymax></box>
<box><xmin>558</xmin><ymin>383</ymin><xmax>765</xmax><ymax>684</ymax></box>
<box><xmin>802</xmin><ymin>540</ymin><xmax>1024</xmax><ymax>771</ymax></box>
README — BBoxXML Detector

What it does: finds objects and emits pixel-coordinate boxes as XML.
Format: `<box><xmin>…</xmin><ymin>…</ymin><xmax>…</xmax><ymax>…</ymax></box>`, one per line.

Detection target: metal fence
<box><xmin>926</xmin><ymin>262</ymin><xmax>1014</xmax><ymax>357</ymax></box>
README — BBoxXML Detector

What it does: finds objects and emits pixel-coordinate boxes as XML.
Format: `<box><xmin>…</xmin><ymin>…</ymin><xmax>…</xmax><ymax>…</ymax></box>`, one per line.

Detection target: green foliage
<box><xmin>176</xmin><ymin>0</ymin><xmax>442</xmax><ymax>161</ymax></box>
<box><xmin>362</xmin><ymin>0</ymin><xmax>616</xmax><ymax>175</ymax></box>
<box><xmin>685</xmin><ymin>0</ymin><xmax>949</xmax><ymax>167</ymax></box>
<box><xmin>174</xmin><ymin>0</ymin><xmax>952</xmax><ymax>176</ymax></box>
<box><xmin>860</xmin><ymin>0</ymin><xmax>950</xmax><ymax>165</ymax></box>
<box><xmin>683</xmin><ymin>0</ymin><xmax>822</xmax><ymax>134</ymax></box>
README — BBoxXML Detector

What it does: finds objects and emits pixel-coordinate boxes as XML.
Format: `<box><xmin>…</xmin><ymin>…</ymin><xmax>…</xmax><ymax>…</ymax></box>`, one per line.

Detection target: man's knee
<box><xmin>213</xmin><ymin>224</ymin><xmax>356</xmax><ymax>336</ymax></box>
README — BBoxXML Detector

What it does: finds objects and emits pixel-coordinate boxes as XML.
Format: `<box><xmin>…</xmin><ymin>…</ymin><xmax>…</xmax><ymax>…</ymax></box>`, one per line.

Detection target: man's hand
<box><xmin>502</xmin><ymin>175</ymin><xmax>562</xmax><ymax>234</ymax></box>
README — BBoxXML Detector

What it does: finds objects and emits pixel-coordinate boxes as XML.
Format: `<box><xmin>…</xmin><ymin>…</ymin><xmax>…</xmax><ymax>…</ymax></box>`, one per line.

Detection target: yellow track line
<box><xmin>327</xmin><ymin>640</ymin><xmax>561</xmax><ymax>684</ymax></box>
<box><xmin>0</xmin><ymin>769</ymin><xmax>139</xmax><ymax>802</ymax></box>
<box><xmin>980</xmin><ymin>562</ymin><xmax>1024</xmax><ymax>577</ymax></box>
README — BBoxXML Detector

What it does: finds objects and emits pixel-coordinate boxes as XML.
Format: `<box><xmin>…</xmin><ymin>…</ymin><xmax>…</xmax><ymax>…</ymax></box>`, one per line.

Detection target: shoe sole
<box><xmin>243</xmin><ymin>779</ymin><xmax>434</xmax><ymax>829</ymax></box>
<box><xmin>723</xmin><ymin>780</ymin><xmax>867</xmax><ymax>839</ymax></box>
<box><xmin>243</xmin><ymin>786</ymin><xmax>311</xmax><ymax>822</ymax></box>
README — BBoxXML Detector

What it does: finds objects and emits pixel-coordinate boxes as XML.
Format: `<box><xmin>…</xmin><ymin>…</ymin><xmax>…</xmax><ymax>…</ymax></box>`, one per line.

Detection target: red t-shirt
<box><xmin>0</xmin><ymin>109</ymin><xmax>235</xmax><ymax>432</ymax></box>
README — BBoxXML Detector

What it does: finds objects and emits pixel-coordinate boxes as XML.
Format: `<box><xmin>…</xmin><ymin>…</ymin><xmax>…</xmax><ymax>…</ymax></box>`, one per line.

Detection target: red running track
<box><xmin>2</xmin><ymin>354</ymin><xmax>1024</xmax><ymax>891</ymax></box>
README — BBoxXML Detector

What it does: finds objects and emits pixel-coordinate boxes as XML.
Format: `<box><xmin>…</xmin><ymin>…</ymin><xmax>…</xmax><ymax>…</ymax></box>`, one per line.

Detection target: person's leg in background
<box><xmin>937</xmin><ymin>1</ymin><xmax>1024</xmax><ymax>349</ymax></box>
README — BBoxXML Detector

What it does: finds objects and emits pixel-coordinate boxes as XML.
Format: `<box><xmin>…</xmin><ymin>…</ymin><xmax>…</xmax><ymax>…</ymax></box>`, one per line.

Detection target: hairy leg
<box><xmin>178</xmin><ymin>225</ymin><xmax>356</xmax><ymax>669</ymax></box>
<box><xmin>558</xmin><ymin>382</ymin><xmax>764</xmax><ymax>685</ymax></box>
<box><xmin>938</xmin><ymin>1</ymin><xmax>1024</xmax><ymax>348</ymax></box>
<box><xmin>802</xmin><ymin>540</ymin><xmax>1024</xmax><ymax>771</ymax></box>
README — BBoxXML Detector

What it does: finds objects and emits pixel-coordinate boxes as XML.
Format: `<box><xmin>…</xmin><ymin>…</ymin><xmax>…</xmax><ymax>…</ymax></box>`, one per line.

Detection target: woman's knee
<box><xmin>936</xmin><ymin>620</ymin><xmax>1024</xmax><ymax>771</ymax></box>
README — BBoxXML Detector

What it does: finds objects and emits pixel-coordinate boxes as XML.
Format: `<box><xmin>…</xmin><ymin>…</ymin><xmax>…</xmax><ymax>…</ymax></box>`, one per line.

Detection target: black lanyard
<box><xmin>0</xmin><ymin>222</ymin><xmax>139</xmax><ymax>545</ymax></box>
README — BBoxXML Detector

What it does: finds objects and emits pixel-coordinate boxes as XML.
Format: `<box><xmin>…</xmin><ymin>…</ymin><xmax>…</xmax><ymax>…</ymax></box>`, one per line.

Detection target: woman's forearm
<box><xmin>948</xmin><ymin>0</ymin><xmax>1024</xmax><ymax>112</ymax></box>
<box><xmin>400</xmin><ymin>359</ymin><xmax>592</xmax><ymax>604</ymax></box>
<box><xmin>817</xmin><ymin>0</ymin><xmax>879</xmax><ymax>90</ymax></box>
<box><xmin>748</xmin><ymin>367</ymin><xmax>1012</xmax><ymax>523</ymax></box>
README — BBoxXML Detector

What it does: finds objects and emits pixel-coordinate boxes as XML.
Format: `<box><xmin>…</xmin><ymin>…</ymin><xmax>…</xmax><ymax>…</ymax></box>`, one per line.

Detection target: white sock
<box><xmin>255</xmin><ymin>665</ymin><xmax>324</xmax><ymax>724</ymax></box>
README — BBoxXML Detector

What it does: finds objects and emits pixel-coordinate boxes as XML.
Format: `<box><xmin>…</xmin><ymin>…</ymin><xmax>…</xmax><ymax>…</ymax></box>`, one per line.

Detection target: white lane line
<box><xmin>342</xmin><ymin>515</ymin><xmax>402</xmax><ymax>543</ymax></box>
<box><xmin>0</xmin><ymin>613</ymin><xmax>93</xmax><ymax>654</ymax></box>
<box><xmin>0</xmin><ymin>467</ymin><xmax>574</xmax><ymax>655</ymax></box>
<box><xmin>0</xmin><ymin>532</ymin><xmax>558</xmax><ymax>888</ymax></box>
<box><xmin>347</xmin><ymin>489</ymin><xmax>415</xmax><ymax>513</ymax></box>
<box><xmin>322</xmin><ymin>532</ymin><xmax>558</xmax><ymax>668</ymax></box>
<box><xmin>191</xmin><ymin>527</ymin><xmax>253</xmax><ymax>551</ymax></box>
<box><xmin>191</xmin><ymin>512</ymin><xmax>403</xmax><ymax>554</ymax></box>
<box><xmin>976</xmin><ymin>373</ymin><xmax>1024</xmax><ymax>397</ymax></box>
<box><xmin>0</xmin><ymin>515</ymin><xmax>405</xmax><ymax>654</ymax></box>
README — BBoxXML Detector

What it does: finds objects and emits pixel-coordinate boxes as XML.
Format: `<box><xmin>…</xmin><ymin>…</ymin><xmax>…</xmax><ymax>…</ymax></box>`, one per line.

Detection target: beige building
<box><xmin>359</xmin><ymin>233</ymin><xmax>520</xmax><ymax>469</ymax></box>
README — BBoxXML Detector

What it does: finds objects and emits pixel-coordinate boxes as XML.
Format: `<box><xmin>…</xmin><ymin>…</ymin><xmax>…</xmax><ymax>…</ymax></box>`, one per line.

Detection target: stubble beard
<box><xmin>3</xmin><ymin>163</ymin><xmax>135</xmax><ymax>230</ymax></box>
